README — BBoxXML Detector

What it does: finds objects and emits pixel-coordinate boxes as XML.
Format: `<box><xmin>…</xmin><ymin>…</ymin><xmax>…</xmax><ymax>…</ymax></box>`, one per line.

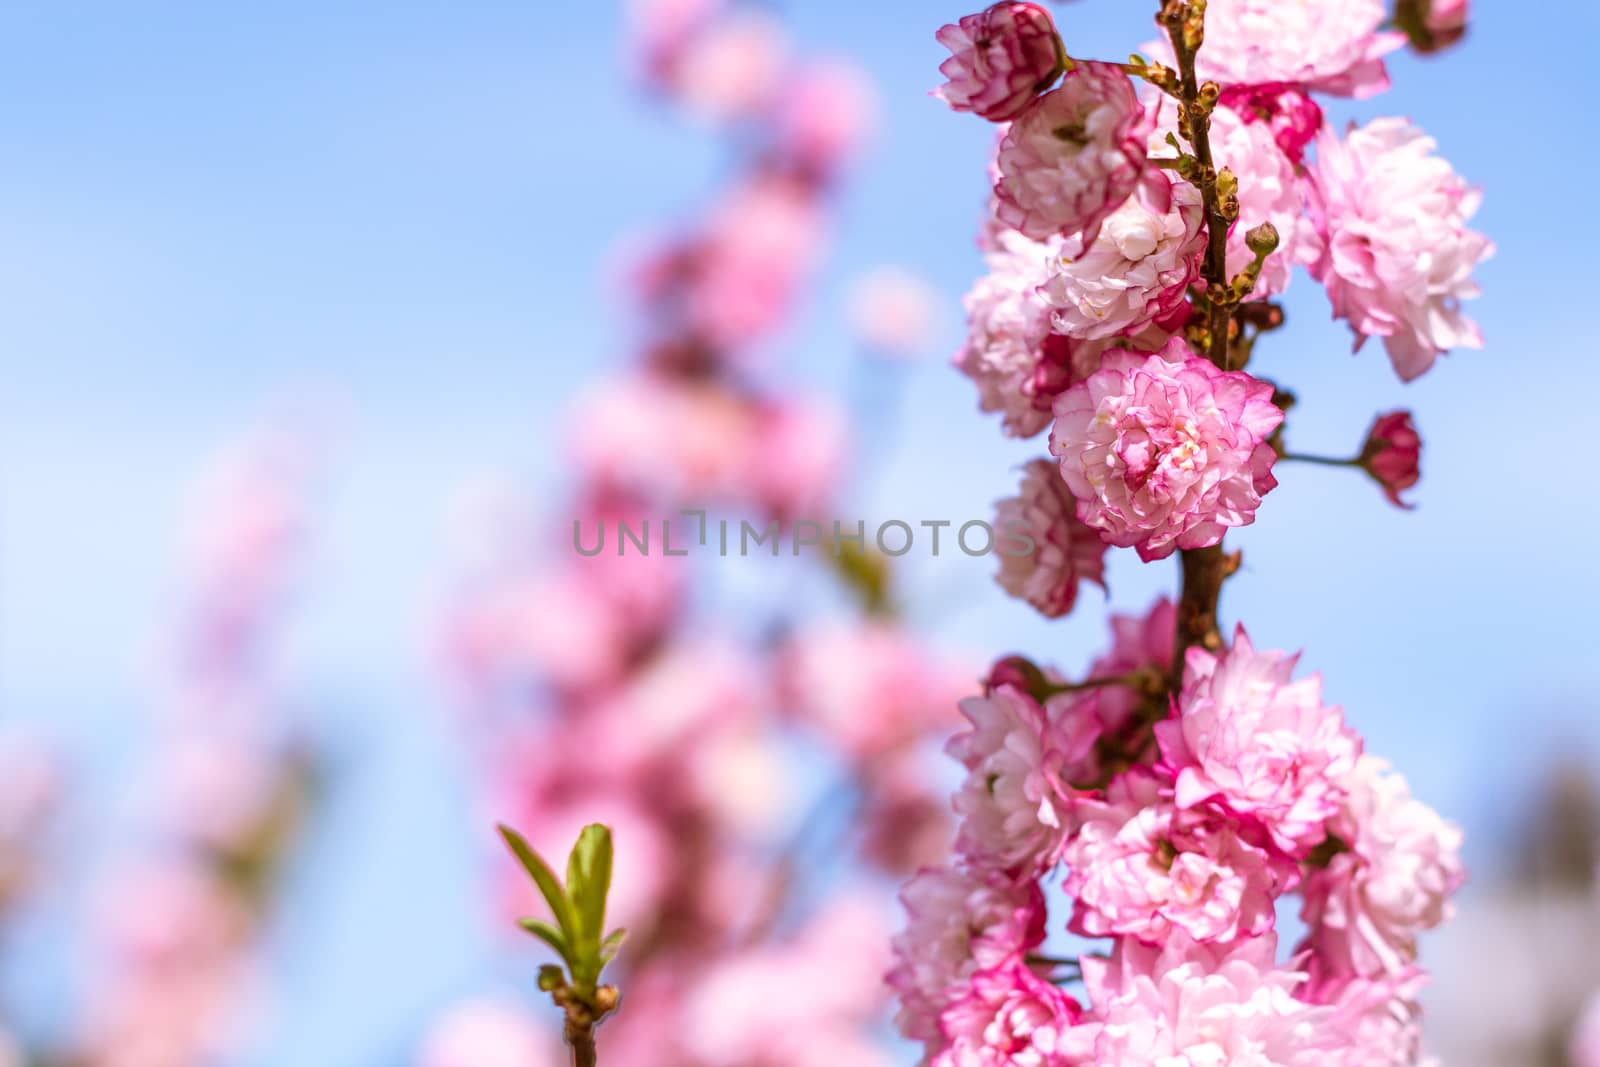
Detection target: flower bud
<box><xmin>935</xmin><ymin>3</ymin><xmax>1066</xmax><ymax>122</ymax></box>
<box><xmin>1396</xmin><ymin>0</ymin><xmax>1468</xmax><ymax>55</ymax></box>
<box><xmin>1245</xmin><ymin>221</ymin><xmax>1280</xmax><ymax>258</ymax></box>
<box><xmin>1360</xmin><ymin>410</ymin><xmax>1422</xmax><ymax>508</ymax></box>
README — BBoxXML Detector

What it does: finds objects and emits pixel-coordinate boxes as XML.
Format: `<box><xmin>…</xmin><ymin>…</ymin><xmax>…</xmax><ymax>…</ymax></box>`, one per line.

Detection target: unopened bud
<box><xmin>1245</xmin><ymin>221</ymin><xmax>1280</xmax><ymax>258</ymax></box>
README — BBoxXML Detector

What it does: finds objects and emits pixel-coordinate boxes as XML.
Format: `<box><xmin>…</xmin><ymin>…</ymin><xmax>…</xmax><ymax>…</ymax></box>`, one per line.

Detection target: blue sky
<box><xmin>2</xmin><ymin>1</ymin><xmax>1597</xmax><ymax>1062</ymax></box>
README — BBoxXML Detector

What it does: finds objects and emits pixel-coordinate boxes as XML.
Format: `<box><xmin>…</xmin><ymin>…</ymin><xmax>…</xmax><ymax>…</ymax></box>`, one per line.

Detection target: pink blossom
<box><xmin>956</xmin><ymin>228</ymin><xmax>1137</xmax><ymax>438</ymax></box>
<box><xmin>417</xmin><ymin>998</ymin><xmax>559</xmax><ymax>1067</ymax></box>
<box><xmin>858</xmin><ymin>750</ymin><xmax>954</xmax><ymax>875</ymax></box>
<box><xmin>1574</xmin><ymin>991</ymin><xmax>1600</xmax><ymax>1067</ymax></box>
<box><xmin>1048</xmin><ymin>339</ymin><xmax>1282</xmax><ymax>562</ymax></box>
<box><xmin>1319</xmin><ymin>972</ymin><xmax>1431</xmax><ymax>1066</ymax></box>
<box><xmin>850</xmin><ymin>267</ymin><xmax>940</xmax><ymax>359</ymax></box>
<box><xmin>1361</xmin><ymin>410</ymin><xmax>1422</xmax><ymax>509</ymax></box>
<box><xmin>626</xmin><ymin>0</ymin><xmax>719</xmax><ymax>84</ymax></box>
<box><xmin>1039</xmin><ymin>176</ymin><xmax>1203</xmax><ymax>340</ymax></box>
<box><xmin>1079</xmin><ymin>597</ymin><xmax>1176</xmax><ymax>751</ymax></box>
<box><xmin>1063</xmin><ymin>769</ymin><xmax>1289</xmax><ymax>945</ymax></box>
<box><xmin>993</xmin><ymin>458</ymin><xmax>1108</xmax><ymax>619</ymax></box>
<box><xmin>668</xmin><ymin>9</ymin><xmax>787</xmax><ymax>125</ymax></box>
<box><xmin>1148</xmin><ymin>98</ymin><xmax>1306</xmax><ymax>299</ymax></box>
<box><xmin>568</xmin><ymin>374</ymin><xmax>753</xmax><ymax>501</ymax></box>
<box><xmin>1398</xmin><ymin>0</ymin><xmax>1469</xmax><ymax>54</ymax></box>
<box><xmin>1157</xmin><ymin>628</ymin><xmax>1362</xmax><ymax>856</ymax></box>
<box><xmin>935</xmin><ymin>3</ymin><xmax>1064</xmax><ymax>123</ymax></box>
<box><xmin>777</xmin><ymin>59</ymin><xmax>878</xmax><ymax>175</ymax></box>
<box><xmin>948</xmin><ymin>685</ymin><xmax>1071</xmax><ymax>875</ymax></box>
<box><xmin>1304</xmin><ymin>118</ymin><xmax>1493</xmax><ymax>381</ymax></box>
<box><xmin>748</xmin><ymin>395</ymin><xmax>848</xmax><ymax>521</ymax></box>
<box><xmin>780</xmin><ymin>623</ymin><xmax>967</xmax><ymax>762</ymax></box>
<box><xmin>683</xmin><ymin>894</ymin><xmax>892</xmax><ymax>1067</ymax></box>
<box><xmin>1218</xmin><ymin>84</ymin><xmax>1325</xmax><ymax>167</ymax></box>
<box><xmin>1083</xmin><ymin>933</ymin><xmax>1334</xmax><ymax>1066</ymax></box>
<box><xmin>1299</xmin><ymin>756</ymin><xmax>1464</xmax><ymax>988</ymax></box>
<box><xmin>993</xmin><ymin>63</ymin><xmax>1148</xmax><ymax>243</ymax></box>
<box><xmin>889</xmin><ymin>864</ymin><xmax>1047</xmax><ymax>1050</ymax></box>
<box><xmin>934</xmin><ymin>962</ymin><xmax>1090</xmax><ymax>1067</ymax></box>
<box><xmin>1147</xmin><ymin>0</ymin><xmax>1404</xmax><ymax>99</ymax></box>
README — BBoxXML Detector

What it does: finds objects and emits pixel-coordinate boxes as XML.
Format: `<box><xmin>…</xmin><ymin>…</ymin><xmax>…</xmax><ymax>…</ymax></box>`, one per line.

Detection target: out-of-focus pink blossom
<box><xmin>748</xmin><ymin>395</ymin><xmax>848</xmax><ymax>522</ymax></box>
<box><xmin>1063</xmin><ymin>768</ymin><xmax>1289</xmax><ymax>945</ymax></box>
<box><xmin>1218</xmin><ymin>84</ymin><xmax>1325</xmax><ymax>167</ymax></box>
<box><xmin>1299</xmin><ymin>756</ymin><xmax>1464</xmax><ymax>989</ymax></box>
<box><xmin>780</xmin><ymin>623</ymin><xmax>967</xmax><ymax>763</ymax></box>
<box><xmin>934</xmin><ymin>962</ymin><xmax>1089</xmax><ymax>1067</ymax></box>
<box><xmin>1398</xmin><ymin>0</ymin><xmax>1469</xmax><ymax>54</ymax></box>
<box><xmin>1049</xmin><ymin>339</ymin><xmax>1282</xmax><ymax>562</ymax></box>
<box><xmin>857</xmin><ymin>750</ymin><xmax>952</xmax><ymax>875</ymax></box>
<box><xmin>682</xmin><ymin>894</ymin><xmax>892</xmax><ymax>1067</ymax></box>
<box><xmin>1319</xmin><ymin>970</ymin><xmax>1431</xmax><ymax>1065</ymax></box>
<box><xmin>1147</xmin><ymin>0</ymin><xmax>1404</xmax><ymax>99</ymax></box>
<box><xmin>778</xmin><ymin>60</ymin><xmax>878</xmax><ymax>176</ymax></box>
<box><xmin>569</xmin><ymin>374</ymin><xmax>753</xmax><ymax>502</ymax></box>
<box><xmin>888</xmin><ymin>864</ymin><xmax>1046</xmax><ymax>1051</ymax></box>
<box><xmin>948</xmin><ymin>685</ymin><xmax>1069</xmax><ymax>875</ymax></box>
<box><xmin>626</xmin><ymin>0</ymin><xmax>720</xmax><ymax>84</ymax></box>
<box><xmin>0</xmin><ymin>730</ymin><xmax>60</xmax><ymax>910</ymax></box>
<box><xmin>1360</xmin><ymin>410</ymin><xmax>1422</xmax><ymax>508</ymax></box>
<box><xmin>993</xmin><ymin>457</ymin><xmax>1107</xmax><ymax>618</ymax></box>
<box><xmin>1040</xmin><ymin>176</ymin><xmax>1203</xmax><ymax>340</ymax></box>
<box><xmin>1304</xmin><ymin>117</ymin><xmax>1493</xmax><ymax>381</ymax></box>
<box><xmin>1158</xmin><ymin>628</ymin><xmax>1362</xmax><ymax>856</ymax></box>
<box><xmin>150</xmin><ymin>736</ymin><xmax>284</xmax><ymax>852</ymax></box>
<box><xmin>934</xmin><ymin>3</ymin><xmax>1064</xmax><ymax>123</ymax></box>
<box><xmin>1083</xmin><ymin>933</ymin><xmax>1334</xmax><ymax>1065</ymax></box>
<box><xmin>417</xmin><ymin>997</ymin><xmax>559</xmax><ymax>1067</ymax></box>
<box><xmin>668</xmin><ymin>9</ymin><xmax>787</xmax><ymax>125</ymax></box>
<box><xmin>849</xmin><ymin>267</ymin><xmax>940</xmax><ymax>359</ymax></box>
<box><xmin>993</xmin><ymin>63</ymin><xmax>1148</xmax><ymax>244</ymax></box>
<box><xmin>1575</xmin><ymin>991</ymin><xmax>1600</xmax><ymax>1067</ymax></box>
<box><xmin>692</xmin><ymin>174</ymin><xmax>826</xmax><ymax>349</ymax></box>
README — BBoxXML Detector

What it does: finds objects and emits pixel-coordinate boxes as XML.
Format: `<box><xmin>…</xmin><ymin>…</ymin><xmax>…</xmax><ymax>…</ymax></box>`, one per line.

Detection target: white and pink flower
<box><xmin>994</xmin><ymin>458</ymin><xmax>1108</xmax><ymax>618</ymax></box>
<box><xmin>1305</xmin><ymin>117</ymin><xmax>1493</xmax><ymax>381</ymax></box>
<box><xmin>1158</xmin><ymin>628</ymin><xmax>1362</xmax><ymax>856</ymax></box>
<box><xmin>935</xmin><ymin>3</ymin><xmax>1065</xmax><ymax>123</ymax></box>
<box><xmin>993</xmin><ymin>62</ymin><xmax>1148</xmax><ymax>244</ymax></box>
<box><xmin>948</xmin><ymin>686</ymin><xmax>1071</xmax><ymax>875</ymax></box>
<box><xmin>1049</xmin><ymin>339</ymin><xmax>1282</xmax><ymax>562</ymax></box>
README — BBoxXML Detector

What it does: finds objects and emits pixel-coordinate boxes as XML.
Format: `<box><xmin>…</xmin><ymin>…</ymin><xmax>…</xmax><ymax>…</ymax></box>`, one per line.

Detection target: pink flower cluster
<box><xmin>892</xmin><ymin>621</ymin><xmax>1464</xmax><ymax>1065</ymax></box>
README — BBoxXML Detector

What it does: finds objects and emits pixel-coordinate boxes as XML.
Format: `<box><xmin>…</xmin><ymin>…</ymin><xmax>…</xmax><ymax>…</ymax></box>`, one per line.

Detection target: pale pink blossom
<box><xmin>778</xmin><ymin>59</ymin><xmax>878</xmax><ymax>175</ymax></box>
<box><xmin>850</xmin><ymin>267</ymin><xmax>940</xmax><ymax>359</ymax></box>
<box><xmin>1063</xmin><ymin>769</ymin><xmax>1288</xmax><ymax>945</ymax></box>
<box><xmin>626</xmin><ymin>0</ymin><xmax>719</xmax><ymax>83</ymax></box>
<box><xmin>954</xmin><ymin>228</ymin><xmax>1089</xmax><ymax>438</ymax></box>
<box><xmin>1147</xmin><ymin>0</ymin><xmax>1404</xmax><ymax>99</ymax></box>
<box><xmin>858</xmin><ymin>750</ymin><xmax>954</xmax><ymax>875</ymax></box>
<box><xmin>780</xmin><ymin>623</ymin><xmax>966</xmax><ymax>762</ymax></box>
<box><xmin>1048</xmin><ymin>339</ymin><xmax>1282</xmax><ymax>562</ymax></box>
<box><xmin>1083</xmin><ymin>933</ymin><xmax>1334</xmax><ymax>1066</ymax></box>
<box><xmin>1218</xmin><ymin>84</ymin><xmax>1325</xmax><ymax>167</ymax></box>
<box><xmin>1299</xmin><ymin>756</ymin><xmax>1465</xmax><ymax>987</ymax></box>
<box><xmin>417</xmin><ymin>998</ymin><xmax>559</xmax><ymax>1067</ymax></box>
<box><xmin>993</xmin><ymin>63</ymin><xmax>1148</xmax><ymax>243</ymax></box>
<box><xmin>1147</xmin><ymin>98</ymin><xmax>1306</xmax><ymax>299</ymax></box>
<box><xmin>1157</xmin><ymin>628</ymin><xmax>1362</xmax><ymax>856</ymax></box>
<box><xmin>934</xmin><ymin>962</ymin><xmax>1089</xmax><ymax>1067</ymax></box>
<box><xmin>935</xmin><ymin>3</ymin><xmax>1064</xmax><ymax>123</ymax></box>
<box><xmin>668</xmin><ymin>9</ymin><xmax>787</xmax><ymax>125</ymax></box>
<box><xmin>683</xmin><ymin>894</ymin><xmax>892</xmax><ymax>1067</ymax></box>
<box><xmin>0</xmin><ymin>730</ymin><xmax>60</xmax><ymax>909</ymax></box>
<box><xmin>889</xmin><ymin>864</ymin><xmax>1046</xmax><ymax>1050</ymax></box>
<box><xmin>1319</xmin><ymin>972</ymin><xmax>1431</xmax><ymax>1066</ymax></box>
<box><xmin>948</xmin><ymin>686</ymin><xmax>1070</xmax><ymax>875</ymax></box>
<box><xmin>1304</xmin><ymin>118</ymin><xmax>1493</xmax><ymax>381</ymax></box>
<box><xmin>1574</xmin><ymin>991</ymin><xmax>1600</xmax><ymax>1067</ymax></box>
<box><xmin>748</xmin><ymin>395</ymin><xmax>848</xmax><ymax>521</ymax></box>
<box><xmin>1361</xmin><ymin>410</ymin><xmax>1422</xmax><ymax>509</ymax></box>
<box><xmin>1039</xmin><ymin>177</ymin><xmax>1203</xmax><ymax>340</ymax></box>
<box><xmin>993</xmin><ymin>458</ymin><xmax>1108</xmax><ymax>618</ymax></box>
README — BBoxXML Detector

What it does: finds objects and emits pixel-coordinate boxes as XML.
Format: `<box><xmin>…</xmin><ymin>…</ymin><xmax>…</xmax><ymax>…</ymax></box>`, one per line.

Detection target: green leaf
<box><xmin>517</xmin><ymin>918</ymin><xmax>579</xmax><ymax>973</ymax></box>
<box><xmin>499</xmin><ymin>824</ymin><xmax>578</xmax><ymax>943</ymax></box>
<box><xmin>568</xmin><ymin>824</ymin><xmax>613</xmax><ymax>947</ymax></box>
<box><xmin>599</xmin><ymin>926</ymin><xmax>628</xmax><ymax>965</ymax></box>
